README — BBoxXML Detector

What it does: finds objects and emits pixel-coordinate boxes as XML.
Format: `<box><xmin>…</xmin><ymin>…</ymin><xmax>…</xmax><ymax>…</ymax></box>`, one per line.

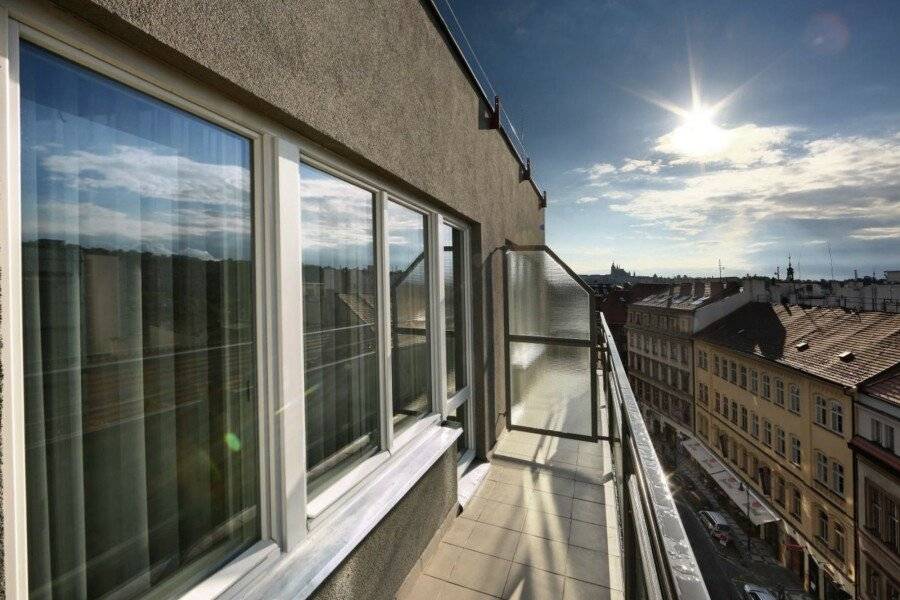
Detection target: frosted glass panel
<box><xmin>507</xmin><ymin>250</ymin><xmax>590</xmax><ymax>340</ymax></box>
<box><xmin>509</xmin><ymin>342</ymin><xmax>591</xmax><ymax>436</ymax></box>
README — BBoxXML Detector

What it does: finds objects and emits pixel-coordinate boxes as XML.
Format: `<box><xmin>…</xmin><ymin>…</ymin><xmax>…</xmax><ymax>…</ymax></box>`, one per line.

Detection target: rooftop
<box><xmin>632</xmin><ymin>280</ymin><xmax>739</xmax><ymax>312</ymax></box>
<box><xmin>861</xmin><ymin>367</ymin><xmax>900</xmax><ymax>405</ymax></box>
<box><xmin>696</xmin><ymin>302</ymin><xmax>900</xmax><ymax>388</ymax></box>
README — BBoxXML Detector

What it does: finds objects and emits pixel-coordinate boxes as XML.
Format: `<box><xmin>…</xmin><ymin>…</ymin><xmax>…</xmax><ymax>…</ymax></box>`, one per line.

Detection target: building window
<box><xmin>750</xmin><ymin>369</ymin><xmax>758</xmax><ymax>394</ymax></box>
<box><xmin>867</xmin><ymin>565</ymin><xmax>881</xmax><ymax>599</ymax></box>
<box><xmin>714</xmin><ymin>355</ymin><xmax>720</xmax><ymax>376</ymax></box>
<box><xmin>740</xmin><ymin>365</ymin><xmax>747</xmax><ymax>389</ymax></box>
<box><xmin>834</xmin><ymin>523</ymin><xmax>845</xmax><ymax>559</ymax></box>
<box><xmin>775</xmin><ymin>476</ymin><xmax>785</xmax><ymax>506</ymax></box>
<box><xmin>791</xmin><ymin>488</ymin><xmax>802</xmax><ymax>519</ymax></box>
<box><xmin>387</xmin><ymin>200</ymin><xmax>433</xmax><ymax>432</ymax></box>
<box><xmin>715</xmin><ymin>392</ymin><xmax>721</xmax><ymax>414</ymax></box>
<box><xmin>776</xmin><ymin>428</ymin><xmax>786</xmax><ymax>456</ymax></box>
<box><xmin>816</xmin><ymin>452</ymin><xmax>829</xmax><ymax>484</ymax></box>
<box><xmin>831</xmin><ymin>461</ymin><xmax>844</xmax><ymax>495</ymax></box>
<box><xmin>303</xmin><ymin>164</ymin><xmax>384</xmax><ymax>494</ymax></box>
<box><xmin>775</xmin><ymin>379</ymin><xmax>785</xmax><ymax>406</ymax></box>
<box><xmin>789</xmin><ymin>384</ymin><xmax>801</xmax><ymax>414</ymax></box>
<box><xmin>790</xmin><ymin>436</ymin><xmax>801</xmax><ymax>465</ymax></box>
<box><xmin>831</xmin><ymin>402</ymin><xmax>844</xmax><ymax>434</ymax></box>
<box><xmin>764</xmin><ymin>420</ymin><xmax>773</xmax><ymax>446</ymax></box>
<box><xmin>729</xmin><ymin>361</ymin><xmax>737</xmax><ymax>384</ymax></box>
<box><xmin>731</xmin><ymin>401</ymin><xmax>738</xmax><ymax>424</ymax></box>
<box><xmin>681</xmin><ymin>345</ymin><xmax>688</xmax><ymax>364</ymax></box>
<box><xmin>741</xmin><ymin>406</ymin><xmax>748</xmax><ymax>431</ymax></box>
<box><xmin>762</xmin><ymin>373</ymin><xmax>771</xmax><ymax>399</ymax></box>
<box><xmin>751</xmin><ymin>413</ymin><xmax>759</xmax><ymax>438</ymax></box>
<box><xmin>818</xmin><ymin>510</ymin><xmax>830</xmax><ymax>542</ymax></box>
<box><xmin>815</xmin><ymin>396</ymin><xmax>827</xmax><ymax>426</ymax></box>
<box><xmin>886</xmin><ymin>496</ymin><xmax>899</xmax><ymax>553</ymax></box>
<box><xmin>442</xmin><ymin>224</ymin><xmax>468</xmax><ymax>401</ymax></box>
<box><xmin>20</xmin><ymin>42</ymin><xmax>260</xmax><ymax>598</ymax></box>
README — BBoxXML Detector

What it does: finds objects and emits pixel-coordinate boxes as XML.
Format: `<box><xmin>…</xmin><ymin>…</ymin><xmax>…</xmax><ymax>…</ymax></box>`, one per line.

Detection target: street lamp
<box><xmin>738</xmin><ymin>481</ymin><xmax>751</xmax><ymax>556</ymax></box>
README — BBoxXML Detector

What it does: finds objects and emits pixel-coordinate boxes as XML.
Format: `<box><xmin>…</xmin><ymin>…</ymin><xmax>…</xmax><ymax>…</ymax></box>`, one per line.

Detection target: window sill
<box><xmin>246</xmin><ymin>421</ymin><xmax>461</xmax><ymax>599</ymax></box>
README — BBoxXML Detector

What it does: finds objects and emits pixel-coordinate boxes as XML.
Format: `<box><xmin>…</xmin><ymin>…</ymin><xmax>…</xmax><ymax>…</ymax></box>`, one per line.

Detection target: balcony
<box><xmin>400</xmin><ymin>246</ymin><xmax>709</xmax><ymax>600</ymax></box>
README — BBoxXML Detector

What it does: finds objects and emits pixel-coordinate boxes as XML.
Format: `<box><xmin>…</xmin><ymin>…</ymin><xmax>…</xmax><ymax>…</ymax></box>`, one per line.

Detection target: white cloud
<box><xmin>575</xmin><ymin>162</ymin><xmax>616</xmax><ymax>180</ymax></box>
<box><xmin>619</xmin><ymin>158</ymin><xmax>662</xmax><ymax>173</ymax></box>
<box><xmin>576</xmin><ymin>196</ymin><xmax>599</xmax><ymax>204</ymax></box>
<box><xmin>849</xmin><ymin>226</ymin><xmax>900</xmax><ymax>240</ymax></box>
<box><xmin>610</xmin><ymin>133</ymin><xmax>900</xmax><ymax>235</ymax></box>
<box><xmin>43</xmin><ymin>145</ymin><xmax>250</xmax><ymax>207</ymax></box>
<box><xmin>655</xmin><ymin>123</ymin><xmax>795</xmax><ymax>167</ymax></box>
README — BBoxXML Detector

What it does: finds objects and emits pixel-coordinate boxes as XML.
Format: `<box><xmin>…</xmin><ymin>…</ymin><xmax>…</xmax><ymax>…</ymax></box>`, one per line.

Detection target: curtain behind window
<box><xmin>21</xmin><ymin>42</ymin><xmax>259</xmax><ymax>600</ymax></box>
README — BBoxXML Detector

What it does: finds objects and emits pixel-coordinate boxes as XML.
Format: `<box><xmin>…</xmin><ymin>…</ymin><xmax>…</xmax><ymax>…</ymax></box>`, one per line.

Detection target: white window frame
<box><xmin>0</xmin><ymin>6</ymin><xmax>473</xmax><ymax>598</ymax></box>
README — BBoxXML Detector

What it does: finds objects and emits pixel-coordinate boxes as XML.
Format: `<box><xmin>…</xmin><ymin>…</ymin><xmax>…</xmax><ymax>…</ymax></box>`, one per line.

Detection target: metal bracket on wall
<box><xmin>520</xmin><ymin>157</ymin><xmax>531</xmax><ymax>182</ymax></box>
<box><xmin>539</xmin><ymin>190</ymin><xmax>547</xmax><ymax>209</ymax></box>
<box><xmin>489</xmin><ymin>95</ymin><xmax>501</xmax><ymax>129</ymax></box>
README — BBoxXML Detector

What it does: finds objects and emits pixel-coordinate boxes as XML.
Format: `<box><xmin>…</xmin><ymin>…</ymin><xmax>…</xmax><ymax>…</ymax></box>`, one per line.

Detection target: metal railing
<box><xmin>601</xmin><ymin>313</ymin><xmax>711</xmax><ymax>600</ymax></box>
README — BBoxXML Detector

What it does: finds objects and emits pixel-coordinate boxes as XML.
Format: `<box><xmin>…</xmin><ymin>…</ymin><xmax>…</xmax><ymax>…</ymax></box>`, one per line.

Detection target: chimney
<box><xmin>693</xmin><ymin>279</ymin><xmax>705</xmax><ymax>297</ymax></box>
<box><xmin>679</xmin><ymin>282</ymin><xmax>692</xmax><ymax>296</ymax></box>
<box><xmin>709</xmin><ymin>281</ymin><xmax>724</xmax><ymax>296</ymax></box>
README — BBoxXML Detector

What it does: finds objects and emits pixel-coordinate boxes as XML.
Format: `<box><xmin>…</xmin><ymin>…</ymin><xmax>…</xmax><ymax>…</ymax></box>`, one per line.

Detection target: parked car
<box><xmin>743</xmin><ymin>583</ymin><xmax>778</xmax><ymax>600</ymax></box>
<box><xmin>698</xmin><ymin>510</ymin><xmax>732</xmax><ymax>546</ymax></box>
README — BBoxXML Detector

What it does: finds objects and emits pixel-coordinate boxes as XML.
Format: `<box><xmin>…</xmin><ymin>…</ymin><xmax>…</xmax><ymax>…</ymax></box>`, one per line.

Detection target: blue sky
<box><xmin>444</xmin><ymin>0</ymin><xmax>900</xmax><ymax>279</ymax></box>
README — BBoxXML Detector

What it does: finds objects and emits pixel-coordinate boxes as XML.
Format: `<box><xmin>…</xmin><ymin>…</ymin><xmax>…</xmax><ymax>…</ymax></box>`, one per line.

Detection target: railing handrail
<box><xmin>601</xmin><ymin>312</ymin><xmax>711</xmax><ymax>600</ymax></box>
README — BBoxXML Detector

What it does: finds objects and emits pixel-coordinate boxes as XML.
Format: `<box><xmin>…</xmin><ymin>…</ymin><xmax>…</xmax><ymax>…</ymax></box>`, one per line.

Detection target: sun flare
<box><xmin>668</xmin><ymin>106</ymin><xmax>727</xmax><ymax>159</ymax></box>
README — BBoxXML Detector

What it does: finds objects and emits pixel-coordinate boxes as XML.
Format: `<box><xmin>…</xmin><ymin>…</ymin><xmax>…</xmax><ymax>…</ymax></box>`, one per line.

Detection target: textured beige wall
<box><xmin>3</xmin><ymin>0</ymin><xmax>545</xmax><ymax>594</ymax></box>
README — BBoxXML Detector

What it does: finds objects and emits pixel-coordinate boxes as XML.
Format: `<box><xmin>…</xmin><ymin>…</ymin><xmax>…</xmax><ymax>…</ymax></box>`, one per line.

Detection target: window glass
<box><xmin>442</xmin><ymin>224</ymin><xmax>468</xmax><ymax>398</ymax></box>
<box><xmin>387</xmin><ymin>200</ymin><xmax>432</xmax><ymax>431</ymax></box>
<box><xmin>300</xmin><ymin>163</ymin><xmax>380</xmax><ymax>495</ymax></box>
<box><xmin>21</xmin><ymin>42</ymin><xmax>258</xmax><ymax>598</ymax></box>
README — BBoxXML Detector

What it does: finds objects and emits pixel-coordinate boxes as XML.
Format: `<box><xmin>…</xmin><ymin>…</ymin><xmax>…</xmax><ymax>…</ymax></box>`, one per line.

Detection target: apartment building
<box><xmin>851</xmin><ymin>368</ymin><xmax>899</xmax><ymax>600</ymax></box>
<box><xmin>0</xmin><ymin>1</ymin><xmax>546</xmax><ymax>598</ymax></box>
<box><xmin>694</xmin><ymin>303</ymin><xmax>900</xmax><ymax>600</ymax></box>
<box><xmin>624</xmin><ymin>280</ymin><xmax>747</xmax><ymax>451</ymax></box>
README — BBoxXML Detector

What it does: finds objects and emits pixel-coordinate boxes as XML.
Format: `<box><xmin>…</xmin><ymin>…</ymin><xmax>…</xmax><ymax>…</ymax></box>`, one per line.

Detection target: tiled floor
<box><xmin>402</xmin><ymin>430</ymin><xmax>623</xmax><ymax>600</ymax></box>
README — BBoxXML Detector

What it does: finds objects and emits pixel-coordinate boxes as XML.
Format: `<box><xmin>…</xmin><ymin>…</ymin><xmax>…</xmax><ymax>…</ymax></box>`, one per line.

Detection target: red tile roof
<box><xmin>861</xmin><ymin>367</ymin><xmax>900</xmax><ymax>405</ymax></box>
<box><xmin>696</xmin><ymin>303</ymin><xmax>900</xmax><ymax>388</ymax></box>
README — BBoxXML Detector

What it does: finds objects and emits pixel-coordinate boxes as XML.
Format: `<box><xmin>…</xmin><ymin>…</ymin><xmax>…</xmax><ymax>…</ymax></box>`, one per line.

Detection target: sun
<box><xmin>668</xmin><ymin>106</ymin><xmax>727</xmax><ymax>159</ymax></box>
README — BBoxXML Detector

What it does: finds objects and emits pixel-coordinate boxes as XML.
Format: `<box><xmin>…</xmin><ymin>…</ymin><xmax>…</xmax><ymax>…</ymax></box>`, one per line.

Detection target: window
<box><xmin>741</xmin><ymin>406</ymin><xmax>748</xmax><ymax>431</ymax></box>
<box><xmin>834</xmin><ymin>523</ymin><xmax>845</xmax><ymax>559</ymax></box>
<box><xmin>740</xmin><ymin>448</ymin><xmax>748</xmax><ymax>472</ymax></box>
<box><xmin>387</xmin><ymin>200</ymin><xmax>433</xmax><ymax>432</ymax></box>
<box><xmin>818</xmin><ymin>510</ymin><xmax>830</xmax><ymax>542</ymax></box>
<box><xmin>751</xmin><ymin>413</ymin><xmax>759</xmax><ymax>438</ymax></box>
<box><xmin>764</xmin><ymin>420</ymin><xmax>773</xmax><ymax>446</ymax></box>
<box><xmin>775</xmin><ymin>379</ymin><xmax>785</xmax><ymax>406</ymax></box>
<box><xmin>303</xmin><ymin>164</ymin><xmax>383</xmax><ymax>494</ymax></box>
<box><xmin>831</xmin><ymin>401</ymin><xmax>844</xmax><ymax>434</ymax></box>
<box><xmin>442</xmin><ymin>224</ymin><xmax>468</xmax><ymax>401</ymax></box>
<box><xmin>776</xmin><ymin>428</ymin><xmax>786</xmax><ymax>456</ymax></box>
<box><xmin>731</xmin><ymin>401</ymin><xmax>738</xmax><ymax>424</ymax></box>
<box><xmin>815</xmin><ymin>396</ymin><xmax>827</xmax><ymax>425</ymax></box>
<box><xmin>681</xmin><ymin>345</ymin><xmax>688</xmax><ymax>365</ymax></box>
<box><xmin>832</xmin><ymin>461</ymin><xmax>845</xmax><ymax>495</ymax></box>
<box><xmin>789</xmin><ymin>384</ymin><xmax>801</xmax><ymax>413</ymax></box>
<box><xmin>816</xmin><ymin>452</ymin><xmax>829</xmax><ymax>484</ymax></box>
<box><xmin>20</xmin><ymin>42</ymin><xmax>260</xmax><ymax>598</ymax></box>
<box><xmin>750</xmin><ymin>369</ymin><xmax>758</xmax><ymax>394</ymax></box>
<box><xmin>762</xmin><ymin>373</ymin><xmax>771</xmax><ymax>399</ymax></box>
<box><xmin>715</xmin><ymin>392</ymin><xmax>721</xmax><ymax>414</ymax></box>
<box><xmin>652</xmin><ymin>337</ymin><xmax>658</xmax><ymax>355</ymax></box>
<box><xmin>670</xmin><ymin>343</ymin><xmax>678</xmax><ymax>360</ymax></box>
<box><xmin>740</xmin><ymin>365</ymin><xmax>747</xmax><ymax>389</ymax></box>
<box><xmin>714</xmin><ymin>355</ymin><xmax>720</xmax><ymax>376</ymax></box>
<box><xmin>661</xmin><ymin>339</ymin><xmax>668</xmax><ymax>357</ymax></box>
<box><xmin>775</xmin><ymin>476</ymin><xmax>785</xmax><ymax>506</ymax></box>
<box><xmin>729</xmin><ymin>361</ymin><xmax>737</xmax><ymax>384</ymax></box>
<box><xmin>792</xmin><ymin>488</ymin><xmax>802</xmax><ymax>519</ymax></box>
<box><xmin>790</xmin><ymin>436</ymin><xmax>801</xmax><ymax>465</ymax></box>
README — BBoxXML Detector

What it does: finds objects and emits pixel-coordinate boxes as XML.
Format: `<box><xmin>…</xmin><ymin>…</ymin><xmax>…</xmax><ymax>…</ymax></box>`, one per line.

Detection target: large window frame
<box><xmin>0</xmin><ymin>8</ymin><xmax>474</xmax><ymax>599</ymax></box>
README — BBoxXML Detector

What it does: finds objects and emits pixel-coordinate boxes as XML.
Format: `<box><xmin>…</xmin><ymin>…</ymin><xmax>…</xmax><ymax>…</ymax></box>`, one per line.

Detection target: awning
<box><xmin>681</xmin><ymin>439</ymin><xmax>780</xmax><ymax>526</ymax></box>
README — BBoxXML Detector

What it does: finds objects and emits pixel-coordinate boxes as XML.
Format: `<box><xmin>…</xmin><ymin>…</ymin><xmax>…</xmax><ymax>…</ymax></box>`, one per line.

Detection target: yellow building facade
<box><xmin>694</xmin><ymin>339</ymin><xmax>856</xmax><ymax>597</ymax></box>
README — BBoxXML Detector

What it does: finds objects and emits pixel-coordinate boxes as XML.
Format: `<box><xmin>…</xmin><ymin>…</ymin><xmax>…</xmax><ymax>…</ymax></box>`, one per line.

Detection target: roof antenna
<box><xmin>827</xmin><ymin>243</ymin><xmax>835</xmax><ymax>281</ymax></box>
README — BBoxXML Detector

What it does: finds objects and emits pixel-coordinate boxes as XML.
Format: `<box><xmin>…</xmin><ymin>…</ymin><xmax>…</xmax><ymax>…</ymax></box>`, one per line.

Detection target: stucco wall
<box><xmin>3</xmin><ymin>0</ymin><xmax>544</xmax><ymax>595</ymax></box>
<box><xmin>41</xmin><ymin>0</ymin><xmax>544</xmax><ymax>456</ymax></box>
<box><xmin>310</xmin><ymin>449</ymin><xmax>457</xmax><ymax>600</ymax></box>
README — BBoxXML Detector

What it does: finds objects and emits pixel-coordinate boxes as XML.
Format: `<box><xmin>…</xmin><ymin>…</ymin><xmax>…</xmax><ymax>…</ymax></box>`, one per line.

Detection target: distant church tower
<box><xmin>786</xmin><ymin>255</ymin><xmax>795</xmax><ymax>282</ymax></box>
